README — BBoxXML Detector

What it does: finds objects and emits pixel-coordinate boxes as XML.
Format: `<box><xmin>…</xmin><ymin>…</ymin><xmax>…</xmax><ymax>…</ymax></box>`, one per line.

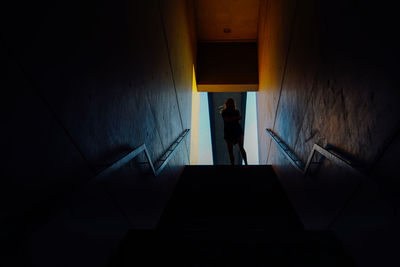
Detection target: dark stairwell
<box><xmin>114</xmin><ymin>165</ymin><xmax>354</xmax><ymax>266</ymax></box>
<box><xmin>2</xmin><ymin>0</ymin><xmax>400</xmax><ymax>266</ymax></box>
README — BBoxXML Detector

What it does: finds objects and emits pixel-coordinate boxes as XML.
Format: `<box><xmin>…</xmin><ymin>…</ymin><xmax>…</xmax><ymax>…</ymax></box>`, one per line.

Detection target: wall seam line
<box><xmin>292</xmin><ymin>1</ymin><xmax>323</xmax><ymax>158</ymax></box>
<box><xmin>370</xmin><ymin>121</ymin><xmax>400</xmax><ymax>173</ymax></box>
<box><xmin>145</xmin><ymin>93</ymin><xmax>167</xmax><ymax>157</ymax></box>
<box><xmin>292</xmin><ymin>71</ymin><xmax>318</xmax><ymax>156</ymax></box>
<box><xmin>258</xmin><ymin>0</ymin><xmax>270</xmax><ymax>164</ymax></box>
<box><xmin>266</xmin><ymin>0</ymin><xmax>299</xmax><ymax>164</ymax></box>
<box><xmin>2</xmin><ymin>37</ymin><xmax>96</xmax><ymax>175</ymax></box>
<box><xmin>158</xmin><ymin>0</ymin><xmax>191</xmax><ymax>164</ymax></box>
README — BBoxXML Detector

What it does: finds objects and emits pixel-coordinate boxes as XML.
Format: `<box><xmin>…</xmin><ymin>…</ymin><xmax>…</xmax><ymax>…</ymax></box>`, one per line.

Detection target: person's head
<box><xmin>224</xmin><ymin>98</ymin><xmax>236</xmax><ymax>110</ymax></box>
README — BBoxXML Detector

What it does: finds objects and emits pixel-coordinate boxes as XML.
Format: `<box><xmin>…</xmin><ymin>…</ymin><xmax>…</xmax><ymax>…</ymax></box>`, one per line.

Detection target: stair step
<box><xmin>114</xmin><ymin>165</ymin><xmax>354</xmax><ymax>266</ymax></box>
<box><xmin>116</xmin><ymin>229</ymin><xmax>354</xmax><ymax>266</ymax></box>
<box><xmin>159</xmin><ymin>165</ymin><xmax>303</xmax><ymax>232</ymax></box>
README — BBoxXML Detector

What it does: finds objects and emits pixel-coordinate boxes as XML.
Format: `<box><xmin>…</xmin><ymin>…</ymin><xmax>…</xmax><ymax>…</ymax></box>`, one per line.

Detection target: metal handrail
<box><xmin>266</xmin><ymin>128</ymin><xmax>378</xmax><ymax>229</ymax></box>
<box><xmin>93</xmin><ymin>129</ymin><xmax>190</xmax><ymax>182</ymax></box>
<box><xmin>266</xmin><ymin>129</ymin><xmax>304</xmax><ymax>172</ymax></box>
<box><xmin>266</xmin><ymin>128</ymin><xmax>362</xmax><ymax>176</ymax></box>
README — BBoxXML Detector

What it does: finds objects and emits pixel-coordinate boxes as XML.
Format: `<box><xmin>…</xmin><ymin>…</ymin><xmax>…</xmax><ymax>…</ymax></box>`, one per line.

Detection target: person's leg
<box><xmin>238</xmin><ymin>135</ymin><xmax>248</xmax><ymax>165</ymax></box>
<box><xmin>226</xmin><ymin>140</ymin><xmax>235</xmax><ymax>165</ymax></box>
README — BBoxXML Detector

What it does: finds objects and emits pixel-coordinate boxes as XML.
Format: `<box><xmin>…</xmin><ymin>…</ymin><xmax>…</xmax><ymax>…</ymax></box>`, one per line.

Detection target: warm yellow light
<box><xmin>190</xmin><ymin>65</ymin><xmax>200</xmax><ymax>165</ymax></box>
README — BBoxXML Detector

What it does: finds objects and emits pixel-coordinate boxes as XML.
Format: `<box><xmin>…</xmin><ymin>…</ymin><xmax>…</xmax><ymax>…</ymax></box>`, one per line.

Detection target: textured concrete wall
<box><xmin>257</xmin><ymin>0</ymin><xmax>400</xmax><ymax>265</ymax></box>
<box><xmin>1</xmin><ymin>0</ymin><xmax>196</xmax><ymax>265</ymax></box>
<box><xmin>257</xmin><ymin>0</ymin><xmax>297</xmax><ymax>165</ymax></box>
<box><xmin>258</xmin><ymin>0</ymin><xmax>400</xmax><ymax>200</ymax></box>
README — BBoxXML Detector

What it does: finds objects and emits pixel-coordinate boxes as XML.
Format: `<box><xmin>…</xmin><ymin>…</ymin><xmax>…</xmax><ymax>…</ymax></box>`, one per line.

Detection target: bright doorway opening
<box><xmin>243</xmin><ymin>92</ymin><xmax>259</xmax><ymax>164</ymax></box>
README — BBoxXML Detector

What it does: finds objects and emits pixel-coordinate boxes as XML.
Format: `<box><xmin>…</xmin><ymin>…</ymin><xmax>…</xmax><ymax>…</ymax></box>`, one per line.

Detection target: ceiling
<box><xmin>194</xmin><ymin>0</ymin><xmax>260</xmax><ymax>42</ymax></box>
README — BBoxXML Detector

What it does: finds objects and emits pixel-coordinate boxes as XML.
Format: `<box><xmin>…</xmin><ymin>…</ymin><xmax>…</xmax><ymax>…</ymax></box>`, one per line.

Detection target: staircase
<box><xmin>114</xmin><ymin>165</ymin><xmax>354</xmax><ymax>266</ymax></box>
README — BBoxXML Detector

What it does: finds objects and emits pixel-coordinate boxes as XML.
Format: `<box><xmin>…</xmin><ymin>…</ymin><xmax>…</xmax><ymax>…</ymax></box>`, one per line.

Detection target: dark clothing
<box><xmin>221</xmin><ymin>109</ymin><xmax>243</xmax><ymax>144</ymax></box>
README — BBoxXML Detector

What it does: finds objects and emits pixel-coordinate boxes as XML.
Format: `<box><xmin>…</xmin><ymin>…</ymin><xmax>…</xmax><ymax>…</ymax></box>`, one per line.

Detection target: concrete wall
<box><xmin>1</xmin><ymin>0</ymin><xmax>196</xmax><ymax>265</ymax></box>
<box><xmin>257</xmin><ymin>0</ymin><xmax>400</xmax><ymax>265</ymax></box>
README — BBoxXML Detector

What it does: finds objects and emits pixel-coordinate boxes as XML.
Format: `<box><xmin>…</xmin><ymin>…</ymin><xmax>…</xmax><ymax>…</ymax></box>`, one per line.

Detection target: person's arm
<box><xmin>223</xmin><ymin>115</ymin><xmax>242</xmax><ymax>122</ymax></box>
<box><xmin>223</xmin><ymin>110</ymin><xmax>242</xmax><ymax>122</ymax></box>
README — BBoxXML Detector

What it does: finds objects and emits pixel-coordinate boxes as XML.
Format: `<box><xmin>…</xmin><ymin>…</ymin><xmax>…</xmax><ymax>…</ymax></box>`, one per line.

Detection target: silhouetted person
<box><xmin>221</xmin><ymin>98</ymin><xmax>248</xmax><ymax>165</ymax></box>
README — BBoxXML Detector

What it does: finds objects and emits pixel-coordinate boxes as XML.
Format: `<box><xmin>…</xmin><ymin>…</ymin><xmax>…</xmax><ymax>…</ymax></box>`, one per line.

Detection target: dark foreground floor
<box><xmin>113</xmin><ymin>165</ymin><xmax>354</xmax><ymax>266</ymax></box>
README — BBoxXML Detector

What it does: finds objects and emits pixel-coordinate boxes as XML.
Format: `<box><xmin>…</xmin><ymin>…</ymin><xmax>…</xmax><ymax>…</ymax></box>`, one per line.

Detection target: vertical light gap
<box><xmin>190</xmin><ymin>66</ymin><xmax>200</xmax><ymax>165</ymax></box>
<box><xmin>190</xmin><ymin>66</ymin><xmax>213</xmax><ymax>165</ymax></box>
<box><xmin>198</xmin><ymin>92</ymin><xmax>213</xmax><ymax>164</ymax></box>
<box><xmin>244</xmin><ymin>92</ymin><xmax>259</xmax><ymax>164</ymax></box>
